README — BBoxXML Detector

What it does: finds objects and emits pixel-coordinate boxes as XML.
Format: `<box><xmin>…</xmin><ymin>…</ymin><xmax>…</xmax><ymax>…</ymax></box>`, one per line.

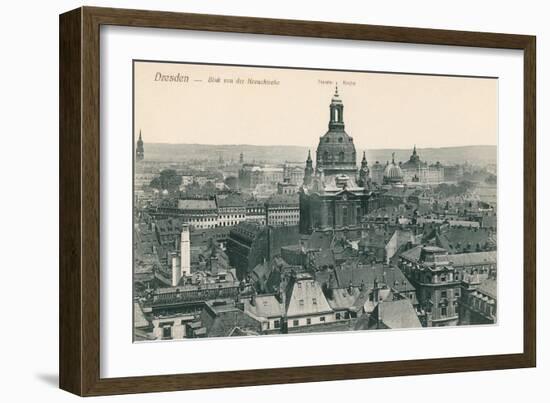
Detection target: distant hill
<box><xmin>143</xmin><ymin>143</ymin><xmax>496</xmax><ymax>166</ymax></box>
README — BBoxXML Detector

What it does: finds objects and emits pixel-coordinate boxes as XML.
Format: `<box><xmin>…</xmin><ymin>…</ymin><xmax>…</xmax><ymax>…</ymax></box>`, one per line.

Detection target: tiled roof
<box><xmin>286</xmin><ymin>274</ymin><xmax>333</xmax><ymax>318</ymax></box>
<box><xmin>375</xmin><ymin>299</ymin><xmax>421</xmax><ymax>329</ymax></box>
<box><xmin>477</xmin><ymin>278</ymin><xmax>497</xmax><ymax>299</ymax></box>
<box><xmin>449</xmin><ymin>251</ymin><xmax>497</xmax><ymax>267</ymax></box>
<box><xmin>327</xmin><ymin>287</ymin><xmax>367</xmax><ymax>311</ymax></box>
<box><xmin>436</xmin><ymin>227</ymin><xmax>496</xmax><ymax>253</ymax></box>
<box><xmin>399</xmin><ymin>245</ymin><xmax>423</xmax><ymax>262</ymax></box>
<box><xmin>335</xmin><ymin>263</ymin><xmax>415</xmax><ymax>293</ymax></box>
<box><xmin>134</xmin><ymin>302</ymin><xmax>150</xmax><ymax>328</ymax></box>
<box><xmin>216</xmin><ymin>193</ymin><xmax>246</xmax><ymax>208</ymax></box>
<box><xmin>200</xmin><ymin>302</ymin><xmax>262</xmax><ymax>337</ymax></box>
<box><xmin>265</xmin><ymin>193</ymin><xmax>299</xmax><ymax>207</ymax></box>
<box><xmin>177</xmin><ymin>199</ymin><xmax>217</xmax><ymax>210</ymax></box>
<box><xmin>244</xmin><ymin>295</ymin><xmax>284</xmax><ymax>319</ymax></box>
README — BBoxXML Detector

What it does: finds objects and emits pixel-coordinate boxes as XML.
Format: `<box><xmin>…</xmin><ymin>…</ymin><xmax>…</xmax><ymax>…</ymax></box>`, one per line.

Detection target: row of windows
<box><xmin>292</xmin><ymin>316</ymin><xmax>326</xmax><ymax>327</ymax></box>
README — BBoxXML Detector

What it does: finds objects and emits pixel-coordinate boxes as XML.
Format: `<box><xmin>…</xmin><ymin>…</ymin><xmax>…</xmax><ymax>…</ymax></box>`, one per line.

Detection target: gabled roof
<box><xmin>244</xmin><ymin>295</ymin><xmax>284</xmax><ymax>319</ymax></box>
<box><xmin>399</xmin><ymin>245</ymin><xmax>423</xmax><ymax>262</ymax></box>
<box><xmin>286</xmin><ymin>274</ymin><xmax>333</xmax><ymax>318</ymax></box>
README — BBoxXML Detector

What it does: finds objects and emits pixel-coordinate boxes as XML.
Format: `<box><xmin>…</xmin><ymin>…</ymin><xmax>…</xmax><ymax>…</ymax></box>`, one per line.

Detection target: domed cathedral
<box><xmin>300</xmin><ymin>85</ymin><xmax>378</xmax><ymax>236</ymax></box>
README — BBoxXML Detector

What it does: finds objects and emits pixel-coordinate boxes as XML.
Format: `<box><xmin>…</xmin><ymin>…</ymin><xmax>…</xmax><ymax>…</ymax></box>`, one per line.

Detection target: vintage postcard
<box><xmin>133</xmin><ymin>60</ymin><xmax>497</xmax><ymax>341</ymax></box>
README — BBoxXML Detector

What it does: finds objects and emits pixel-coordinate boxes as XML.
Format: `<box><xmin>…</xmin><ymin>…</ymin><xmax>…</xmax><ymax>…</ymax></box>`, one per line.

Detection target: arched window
<box><xmin>339</xmin><ymin>151</ymin><xmax>345</xmax><ymax>162</ymax></box>
<box><xmin>323</xmin><ymin>151</ymin><xmax>329</xmax><ymax>161</ymax></box>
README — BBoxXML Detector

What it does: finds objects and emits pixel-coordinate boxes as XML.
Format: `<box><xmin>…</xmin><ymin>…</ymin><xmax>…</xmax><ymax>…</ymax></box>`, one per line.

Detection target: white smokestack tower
<box><xmin>180</xmin><ymin>225</ymin><xmax>191</xmax><ymax>277</ymax></box>
<box><xmin>171</xmin><ymin>252</ymin><xmax>181</xmax><ymax>287</ymax></box>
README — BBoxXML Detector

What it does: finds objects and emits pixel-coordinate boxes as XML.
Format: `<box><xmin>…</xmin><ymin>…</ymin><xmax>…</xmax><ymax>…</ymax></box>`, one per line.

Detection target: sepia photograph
<box><xmin>132</xmin><ymin>60</ymin><xmax>498</xmax><ymax>341</ymax></box>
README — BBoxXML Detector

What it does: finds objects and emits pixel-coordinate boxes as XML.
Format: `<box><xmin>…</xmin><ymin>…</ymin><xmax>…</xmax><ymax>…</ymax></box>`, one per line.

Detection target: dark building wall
<box><xmin>227</xmin><ymin>225</ymin><xmax>300</xmax><ymax>279</ymax></box>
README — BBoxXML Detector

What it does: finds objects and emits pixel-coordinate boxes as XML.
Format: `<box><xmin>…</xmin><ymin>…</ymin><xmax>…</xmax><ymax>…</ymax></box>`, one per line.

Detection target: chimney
<box><xmin>171</xmin><ymin>252</ymin><xmax>181</xmax><ymax>287</ymax></box>
<box><xmin>180</xmin><ymin>225</ymin><xmax>191</xmax><ymax>277</ymax></box>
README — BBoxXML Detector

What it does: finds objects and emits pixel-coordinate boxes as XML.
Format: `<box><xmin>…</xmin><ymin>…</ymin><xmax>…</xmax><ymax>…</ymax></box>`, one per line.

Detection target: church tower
<box><xmin>358</xmin><ymin>151</ymin><xmax>370</xmax><ymax>188</ymax></box>
<box><xmin>303</xmin><ymin>150</ymin><xmax>314</xmax><ymax>186</ymax></box>
<box><xmin>314</xmin><ymin>84</ymin><xmax>357</xmax><ymax>179</ymax></box>
<box><xmin>328</xmin><ymin>83</ymin><xmax>344</xmax><ymax>131</ymax></box>
<box><xmin>136</xmin><ymin>130</ymin><xmax>144</xmax><ymax>161</ymax></box>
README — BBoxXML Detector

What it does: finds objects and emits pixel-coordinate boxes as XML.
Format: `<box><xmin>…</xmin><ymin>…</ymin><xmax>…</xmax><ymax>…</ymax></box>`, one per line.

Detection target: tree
<box><xmin>149</xmin><ymin>169</ymin><xmax>182</xmax><ymax>191</ymax></box>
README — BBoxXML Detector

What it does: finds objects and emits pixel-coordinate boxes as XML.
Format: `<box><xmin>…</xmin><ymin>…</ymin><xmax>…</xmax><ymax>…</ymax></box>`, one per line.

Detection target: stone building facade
<box><xmin>299</xmin><ymin>86</ymin><xmax>377</xmax><ymax>235</ymax></box>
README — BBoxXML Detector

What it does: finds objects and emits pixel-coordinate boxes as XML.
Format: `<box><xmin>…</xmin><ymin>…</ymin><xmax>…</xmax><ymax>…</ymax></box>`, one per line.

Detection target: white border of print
<box><xmin>100</xmin><ymin>25</ymin><xmax>523</xmax><ymax>378</ymax></box>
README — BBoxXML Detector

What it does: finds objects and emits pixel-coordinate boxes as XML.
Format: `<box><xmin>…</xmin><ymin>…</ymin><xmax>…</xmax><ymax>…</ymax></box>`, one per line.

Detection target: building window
<box><xmin>441</xmin><ymin>306</ymin><xmax>447</xmax><ymax>316</ymax></box>
<box><xmin>293</xmin><ymin>319</ymin><xmax>299</xmax><ymax>327</ymax></box>
<box><xmin>162</xmin><ymin>326</ymin><xmax>172</xmax><ymax>339</ymax></box>
<box><xmin>320</xmin><ymin>316</ymin><xmax>326</xmax><ymax>322</ymax></box>
<box><xmin>336</xmin><ymin>313</ymin><xmax>341</xmax><ymax>320</ymax></box>
<box><xmin>274</xmin><ymin>320</ymin><xmax>280</xmax><ymax>329</ymax></box>
<box><xmin>306</xmin><ymin>318</ymin><xmax>312</xmax><ymax>325</ymax></box>
<box><xmin>312</xmin><ymin>298</ymin><xmax>317</xmax><ymax>305</ymax></box>
<box><xmin>441</xmin><ymin>290</ymin><xmax>447</xmax><ymax>299</ymax></box>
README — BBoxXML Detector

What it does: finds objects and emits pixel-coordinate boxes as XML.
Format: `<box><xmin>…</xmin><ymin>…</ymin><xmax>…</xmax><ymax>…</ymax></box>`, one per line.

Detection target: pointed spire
<box><xmin>138</xmin><ymin>130</ymin><xmax>142</xmax><ymax>141</ymax></box>
<box><xmin>392</xmin><ymin>152</ymin><xmax>395</xmax><ymax>164</ymax></box>
<box><xmin>335</xmin><ymin>82</ymin><xmax>339</xmax><ymax>96</ymax></box>
<box><xmin>413</xmin><ymin>144</ymin><xmax>417</xmax><ymax>155</ymax></box>
<box><xmin>362</xmin><ymin>150</ymin><xmax>367</xmax><ymax>162</ymax></box>
<box><xmin>307</xmin><ymin>149</ymin><xmax>312</xmax><ymax>161</ymax></box>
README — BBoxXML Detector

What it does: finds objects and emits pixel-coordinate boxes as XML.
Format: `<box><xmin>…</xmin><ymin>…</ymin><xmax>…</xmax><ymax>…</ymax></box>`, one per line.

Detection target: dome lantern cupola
<box><xmin>315</xmin><ymin>86</ymin><xmax>357</xmax><ymax>178</ymax></box>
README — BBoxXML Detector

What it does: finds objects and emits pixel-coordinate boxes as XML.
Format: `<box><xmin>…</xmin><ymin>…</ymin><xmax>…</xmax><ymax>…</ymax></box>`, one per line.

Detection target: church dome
<box><xmin>383</xmin><ymin>154</ymin><xmax>403</xmax><ymax>184</ymax></box>
<box><xmin>384</xmin><ymin>164</ymin><xmax>403</xmax><ymax>179</ymax></box>
<box><xmin>315</xmin><ymin>85</ymin><xmax>357</xmax><ymax>174</ymax></box>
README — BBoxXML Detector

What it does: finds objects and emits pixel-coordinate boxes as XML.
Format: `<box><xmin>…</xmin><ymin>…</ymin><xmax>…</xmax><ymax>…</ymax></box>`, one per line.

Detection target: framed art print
<box><xmin>59</xmin><ymin>7</ymin><xmax>536</xmax><ymax>396</ymax></box>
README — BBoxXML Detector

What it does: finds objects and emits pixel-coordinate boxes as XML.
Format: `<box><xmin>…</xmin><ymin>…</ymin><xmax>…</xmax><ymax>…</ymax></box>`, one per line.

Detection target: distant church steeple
<box><xmin>359</xmin><ymin>150</ymin><xmax>370</xmax><ymax>188</ymax></box>
<box><xmin>136</xmin><ymin>130</ymin><xmax>144</xmax><ymax>161</ymax></box>
<box><xmin>304</xmin><ymin>149</ymin><xmax>314</xmax><ymax>186</ymax></box>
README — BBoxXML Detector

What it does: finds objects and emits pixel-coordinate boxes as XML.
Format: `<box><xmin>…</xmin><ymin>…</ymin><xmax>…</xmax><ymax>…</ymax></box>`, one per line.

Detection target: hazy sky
<box><xmin>134</xmin><ymin>61</ymin><xmax>497</xmax><ymax>150</ymax></box>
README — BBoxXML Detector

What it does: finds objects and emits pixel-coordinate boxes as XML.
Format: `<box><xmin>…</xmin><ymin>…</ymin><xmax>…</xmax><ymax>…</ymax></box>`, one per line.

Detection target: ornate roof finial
<box><xmin>362</xmin><ymin>150</ymin><xmax>367</xmax><ymax>162</ymax></box>
<box><xmin>335</xmin><ymin>82</ymin><xmax>339</xmax><ymax>96</ymax></box>
<box><xmin>307</xmin><ymin>149</ymin><xmax>312</xmax><ymax>161</ymax></box>
<box><xmin>392</xmin><ymin>152</ymin><xmax>396</xmax><ymax>164</ymax></box>
<box><xmin>413</xmin><ymin>144</ymin><xmax>417</xmax><ymax>155</ymax></box>
<box><xmin>138</xmin><ymin>130</ymin><xmax>142</xmax><ymax>141</ymax></box>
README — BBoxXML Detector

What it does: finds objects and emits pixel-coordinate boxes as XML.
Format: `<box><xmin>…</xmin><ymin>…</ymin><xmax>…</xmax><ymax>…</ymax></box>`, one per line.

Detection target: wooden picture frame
<box><xmin>59</xmin><ymin>6</ymin><xmax>536</xmax><ymax>396</ymax></box>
